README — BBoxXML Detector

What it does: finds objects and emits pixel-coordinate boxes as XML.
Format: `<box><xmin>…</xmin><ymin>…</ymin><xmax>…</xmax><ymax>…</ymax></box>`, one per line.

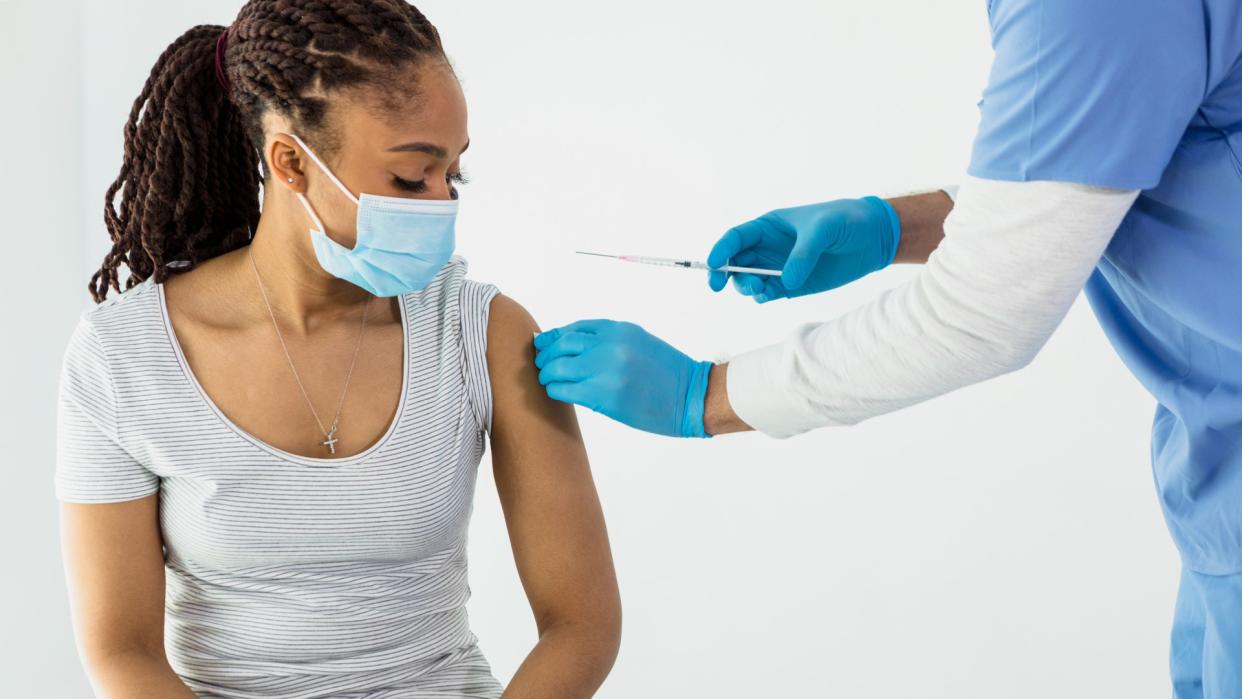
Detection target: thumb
<box><xmin>781</xmin><ymin>234</ymin><xmax>825</xmax><ymax>290</ymax></box>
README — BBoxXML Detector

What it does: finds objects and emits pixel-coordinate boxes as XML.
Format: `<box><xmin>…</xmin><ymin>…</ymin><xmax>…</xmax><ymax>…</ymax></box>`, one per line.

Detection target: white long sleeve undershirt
<box><xmin>725</xmin><ymin>176</ymin><xmax>1140</xmax><ymax>438</ymax></box>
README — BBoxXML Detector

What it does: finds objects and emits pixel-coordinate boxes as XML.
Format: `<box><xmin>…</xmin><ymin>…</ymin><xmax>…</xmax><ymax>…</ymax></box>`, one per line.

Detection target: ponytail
<box><xmin>93</xmin><ymin>24</ymin><xmax>260</xmax><ymax>303</ymax></box>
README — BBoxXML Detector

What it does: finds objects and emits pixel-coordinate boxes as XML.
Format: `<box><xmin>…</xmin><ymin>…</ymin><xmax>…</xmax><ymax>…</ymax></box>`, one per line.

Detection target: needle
<box><xmin>574</xmin><ymin>250</ymin><xmax>782</xmax><ymax>277</ymax></box>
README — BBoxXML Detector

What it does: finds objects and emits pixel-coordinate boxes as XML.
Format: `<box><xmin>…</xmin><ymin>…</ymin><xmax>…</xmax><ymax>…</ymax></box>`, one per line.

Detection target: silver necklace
<box><xmin>247</xmin><ymin>247</ymin><xmax>371</xmax><ymax>455</ymax></box>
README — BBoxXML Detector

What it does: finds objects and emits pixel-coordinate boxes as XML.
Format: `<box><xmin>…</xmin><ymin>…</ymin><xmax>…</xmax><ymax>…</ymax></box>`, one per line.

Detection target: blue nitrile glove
<box><xmin>707</xmin><ymin>196</ymin><xmax>901</xmax><ymax>303</ymax></box>
<box><xmin>533</xmin><ymin>319</ymin><xmax>713</xmax><ymax>439</ymax></box>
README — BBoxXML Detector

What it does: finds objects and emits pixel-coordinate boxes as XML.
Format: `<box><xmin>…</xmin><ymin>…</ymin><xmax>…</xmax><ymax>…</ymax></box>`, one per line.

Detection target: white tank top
<box><xmin>55</xmin><ymin>256</ymin><xmax>504</xmax><ymax>698</ymax></box>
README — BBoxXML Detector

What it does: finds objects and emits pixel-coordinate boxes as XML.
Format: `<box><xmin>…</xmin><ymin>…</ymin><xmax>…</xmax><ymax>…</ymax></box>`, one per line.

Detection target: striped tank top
<box><xmin>54</xmin><ymin>256</ymin><xmax>505</xmax><ymax>698</ymax></box>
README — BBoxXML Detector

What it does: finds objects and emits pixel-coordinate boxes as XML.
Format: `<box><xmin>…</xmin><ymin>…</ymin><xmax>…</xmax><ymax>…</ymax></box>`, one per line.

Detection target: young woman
<box><xmin>54</xmin><ymin>2</ymin><xmax>621</xmax><ymax>697</ymax></box>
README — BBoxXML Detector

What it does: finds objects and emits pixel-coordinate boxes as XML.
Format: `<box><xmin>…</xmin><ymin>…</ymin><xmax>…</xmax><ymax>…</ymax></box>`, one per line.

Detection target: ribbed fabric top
<box><xmin>54</xmin><ymin>256</ymin><xmax>504</xmax><ymax>699</ymax></box>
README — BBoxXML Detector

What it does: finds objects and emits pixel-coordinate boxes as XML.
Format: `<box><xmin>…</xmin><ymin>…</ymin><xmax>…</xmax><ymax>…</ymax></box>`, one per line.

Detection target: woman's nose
<box><xmin>424</xmin><ymin>178</ymin><xmax>455</xmax><ymax>201</ymax></box>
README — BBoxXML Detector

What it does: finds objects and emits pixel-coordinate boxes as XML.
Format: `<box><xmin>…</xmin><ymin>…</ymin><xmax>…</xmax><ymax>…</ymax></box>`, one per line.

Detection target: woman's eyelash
<box><xmin>391</xmin><ymin>175</ymin><xmax>426</xmax><ymax>192</ymax></box>
<box><xmin>391</xmin><ymin>170</ymin><xmax>470</xmax><ymax>192</ymax></box>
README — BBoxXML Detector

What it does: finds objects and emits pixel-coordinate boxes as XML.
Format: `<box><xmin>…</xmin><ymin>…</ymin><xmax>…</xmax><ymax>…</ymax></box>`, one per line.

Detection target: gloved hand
<box><xmin>533</xmin><ymin>319</ymin><xmax>713</xmax><ymax>438</ymax></box>
<box><xmin>707</xmin><ymin>196</ymin><xmax>901</xmax><ymax>302</ymax></box>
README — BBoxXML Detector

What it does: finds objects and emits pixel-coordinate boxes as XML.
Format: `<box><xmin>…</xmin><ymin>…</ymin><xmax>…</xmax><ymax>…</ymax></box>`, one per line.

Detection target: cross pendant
<box><xmin>322</xmin><ymin>426</ymin><xmax>339</xmax><ymax>455</ymax></box>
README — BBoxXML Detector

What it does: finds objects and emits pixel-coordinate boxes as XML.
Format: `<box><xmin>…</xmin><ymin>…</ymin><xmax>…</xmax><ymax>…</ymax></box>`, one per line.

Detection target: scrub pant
<box><xmin>1171</xmin><ymin>566</ymin><xmax>1242</xmax><ymax>698</ymax></box>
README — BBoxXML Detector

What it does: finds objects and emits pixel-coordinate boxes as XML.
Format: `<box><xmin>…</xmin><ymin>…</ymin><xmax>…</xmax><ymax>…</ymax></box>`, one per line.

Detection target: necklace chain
<box><xmin>247</xmin><ymin>247</ymin><xmax>371</xmax><ymax>454</ymax></box>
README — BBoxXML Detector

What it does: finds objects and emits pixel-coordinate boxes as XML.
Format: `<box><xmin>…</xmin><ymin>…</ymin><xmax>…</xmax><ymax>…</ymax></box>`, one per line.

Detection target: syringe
<box><xmin>575</xmin><ymin>251</ymin><xmax>782</xmax><ymax>277</ymax></box>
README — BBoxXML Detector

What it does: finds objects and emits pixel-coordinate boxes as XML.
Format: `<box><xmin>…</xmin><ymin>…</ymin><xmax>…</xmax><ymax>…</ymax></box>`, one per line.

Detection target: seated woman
<box><xmin>54</xmin><ymin>2</ymin><xmax>620</xmax><ymax>697</ymax></box>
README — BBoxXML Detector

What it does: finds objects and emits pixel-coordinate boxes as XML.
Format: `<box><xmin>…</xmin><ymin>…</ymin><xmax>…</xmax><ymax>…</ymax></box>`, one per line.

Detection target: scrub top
<box><xmin>969</xmin><ymin>0</ymin><xmax>1242</xmax><ymax>575</ymax></box>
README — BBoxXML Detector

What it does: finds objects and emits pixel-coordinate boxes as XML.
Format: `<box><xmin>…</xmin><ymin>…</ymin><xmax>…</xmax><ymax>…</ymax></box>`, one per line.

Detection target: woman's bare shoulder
<box><xmin>484</xmin><ymin>293</ymin><xmax>539</xmax><ymax>393</ymax></box>
<box><xmin>486</xmin><ymin>293</ymin><xmax>539</xmax><ymax>341</ymax></box>
<box><xmin>483</xmin><ymin>293</ymin><xmax>582</xmax><ymax>437</ymax></box>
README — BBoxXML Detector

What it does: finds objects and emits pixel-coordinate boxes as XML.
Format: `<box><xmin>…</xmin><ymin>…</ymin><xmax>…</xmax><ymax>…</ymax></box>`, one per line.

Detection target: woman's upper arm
<box><xmin>57</xmin><ymin>314</ymin><xmax>169</xmax><ymax>662</ymax></box>
<box><xmin>484</xmin><ymin>294</ymin><xmax>621</xmax><ymax>634</ymax></box>
<box><xmin>60</xmin><ymin>496</ymin><xmax>168</xmax><ymax>663</ymax></box>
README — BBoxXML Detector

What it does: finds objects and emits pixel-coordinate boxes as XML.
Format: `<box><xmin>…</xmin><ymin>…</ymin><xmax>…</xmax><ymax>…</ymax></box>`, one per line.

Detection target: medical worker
<box><xmin>532</xmin><ymin>1</ymin><xmax>1242</xmax><ymax>694</ymax></box>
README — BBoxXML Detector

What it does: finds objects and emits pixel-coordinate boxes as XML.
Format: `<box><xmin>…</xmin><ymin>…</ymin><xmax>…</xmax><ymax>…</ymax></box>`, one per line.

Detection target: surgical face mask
<box><xmin>289</xmin><ymin>133</ymin><xmax>457</xmax><ymax>297</ymax></box>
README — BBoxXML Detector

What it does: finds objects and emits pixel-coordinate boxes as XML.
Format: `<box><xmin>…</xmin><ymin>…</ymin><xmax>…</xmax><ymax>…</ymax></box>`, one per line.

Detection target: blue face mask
<box><xmin>290</xmin><ymin>133</ymin><xmax>457</xmax><ymax>297</ymax></box>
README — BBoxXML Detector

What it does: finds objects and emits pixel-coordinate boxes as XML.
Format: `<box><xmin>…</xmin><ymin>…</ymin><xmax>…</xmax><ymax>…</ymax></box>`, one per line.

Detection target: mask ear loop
<box><xmin>296</xmin><ymin>192</ymin><xmax>328</xmax><ymax>235</ymax></box>
<box><xmin>287</xmin><ymin>133</ymin><xmax>361</xmax><ymax>241</ymax></box>
<box><xmin>287</xmin><ymin>133</ymin><xmax>360</xmax><ymax>206</ymax></box>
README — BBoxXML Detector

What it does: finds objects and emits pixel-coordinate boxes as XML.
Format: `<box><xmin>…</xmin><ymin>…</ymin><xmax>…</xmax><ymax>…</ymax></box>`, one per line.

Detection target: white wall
<box><xmin>5</xmin><ymin>1</ymin><xmax>1178</xmax><ymax>697</ymax></box>
<box><xmin>0</xmin><ymin>1</ymin><xmax>90</xmax><ymax>696</ymax></box>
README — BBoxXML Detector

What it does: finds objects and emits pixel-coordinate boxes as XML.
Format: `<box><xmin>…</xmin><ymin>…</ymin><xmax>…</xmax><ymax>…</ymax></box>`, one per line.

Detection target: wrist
<box><xmin>861</xmin><ymin>195</ymin><xmax>902</xmax><ymax>268</ymax></box>
<box><xmin>701</xmin><ymin>363</ymin><xmax>752</xmax><ymax>436</ymax></box>
<box><xmin>888</xmin><ymin>190</ymin><xmax>953</xmax><ymax>264</ymax></box>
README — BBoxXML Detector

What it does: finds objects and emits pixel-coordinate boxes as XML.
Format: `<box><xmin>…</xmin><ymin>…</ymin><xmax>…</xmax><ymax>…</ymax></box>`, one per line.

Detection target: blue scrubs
<box><xmin>970</xmin><ymin>1</ymin><xmax>1242</xmax><ymax>694</ymax></box>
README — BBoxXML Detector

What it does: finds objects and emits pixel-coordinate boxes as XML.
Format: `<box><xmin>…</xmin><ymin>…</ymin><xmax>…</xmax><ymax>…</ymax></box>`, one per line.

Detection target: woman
<box><xmin>54</xmin><ymin>2</ymin><xmax>621</xmax><ymax>697</ymax></box>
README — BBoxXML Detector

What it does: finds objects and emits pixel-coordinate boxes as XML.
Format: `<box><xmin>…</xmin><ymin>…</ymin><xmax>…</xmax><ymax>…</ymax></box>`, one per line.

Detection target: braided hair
<box><xmin>91</xmin><ymin>0</ymin><xmax>447</xmax><ymax>303</ymax></box>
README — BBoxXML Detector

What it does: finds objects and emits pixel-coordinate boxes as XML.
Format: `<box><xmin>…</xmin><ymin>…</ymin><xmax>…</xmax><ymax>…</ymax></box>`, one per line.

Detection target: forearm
<box><xmin>502</xmin><ymin>620</ymin><xmax>620</xmax><ymax>699</ymax></box>
<box><xmin>721</xmin><ymin>177</ymin><xmax>1139</xmax><ymax>437</ymax></box>
<box><xmin>889</xmin><ymin>190</ymin><xmax>954</xmax><ymax>264</ymax></box>
<box><xmin>85</xmin><ymin>649</ymin><xmax>197</xmax><ymax>699</ymax></box>
<box><xmin>704</xmin><ymin>363</ymin><xmax>750</xmax><ymax>435</ymax></box>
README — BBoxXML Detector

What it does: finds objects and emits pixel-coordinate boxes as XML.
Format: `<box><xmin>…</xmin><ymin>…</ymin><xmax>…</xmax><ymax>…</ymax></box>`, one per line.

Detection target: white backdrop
<box><xmin>3</xmin><ymin>1</ymin><xmax>1178</xmax><ymax>697</ymax></box>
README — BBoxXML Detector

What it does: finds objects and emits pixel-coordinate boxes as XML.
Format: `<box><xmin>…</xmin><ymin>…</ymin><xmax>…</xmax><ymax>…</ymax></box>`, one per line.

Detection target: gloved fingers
<box><xmin>782</xmin><ymin>231</ymin><xmax>832</xmax><ymax>290</ymax></box>
<box><xmin>534</xmin><ymin>331</ymin><xmax>599</xmax><ymax>369</ymax></box>
<box><xmin>533</xmin><ymin>319</ymin><xmax>612</xmax><ymax>350</ymax></box>
<box><xmin>730</xmin><ymin>250</ymin><xmax>766</xmax><ymax>266</ymax></box>
<box><xmin>707</xmin><ymin>219</ymin><xmax>769</xmax><ymax>292</ymax></box>
<box><xmin>725</xmin><ymin>252</ymin><xmax>772</xmax><ymax>296</ymax></box>
<box><xmin>533</xmin><ymin>328</ymin><xmax>563</xmax><ymax>351</ymax></box>
<box><xmin>708</xmin><ymin>219</ymin><xmax>768</xmax><ymax>268</ymax></box>
<box><xmin>544</xmin><ymin>381</ymin><xmax>597</xmax><ymax>411</ymax></box>
<box><xmin>729</xmin><ymin>250</ymin><xmax>785</xmax><ymax>273</ymax></box>
<box><xmin>730</xmin><ymin>273</ymin><xmax>766</xmax><ymax>297</ymax></box>
<box><xmin>537</xmin><ymin>355</ymin><xmax>595</xmax><ymax>386</ymax></box>
<box><xmin>753</xmin><ymin>277</ymin><xmax>790</xmax><ymax>304</ymax></box>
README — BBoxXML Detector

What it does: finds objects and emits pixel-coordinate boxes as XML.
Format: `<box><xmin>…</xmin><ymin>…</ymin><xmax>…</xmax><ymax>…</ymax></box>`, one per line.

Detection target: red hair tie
<box><xmin>214</xmin><ymin>28</ymin><xmax>232</xmax><ymax>94</ymax></box>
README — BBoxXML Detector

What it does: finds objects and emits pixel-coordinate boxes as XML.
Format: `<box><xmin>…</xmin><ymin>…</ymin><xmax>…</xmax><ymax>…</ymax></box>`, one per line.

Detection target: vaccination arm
<box><xmin>486</xmin><ymin>294</ymin><xmax>622</xmax><ymax>698</ymax></box>
<box><xmin>714</xmin><ymin>177</ymin><xmax>1138</xmax><ymax>437</ymax></box>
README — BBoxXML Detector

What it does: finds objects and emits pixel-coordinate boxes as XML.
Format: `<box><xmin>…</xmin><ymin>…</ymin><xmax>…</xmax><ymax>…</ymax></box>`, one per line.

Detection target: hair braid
<box><xmin>91</xmin><ymin>0</ymin><xmax>447</xmax><ymax>303</ymax></box>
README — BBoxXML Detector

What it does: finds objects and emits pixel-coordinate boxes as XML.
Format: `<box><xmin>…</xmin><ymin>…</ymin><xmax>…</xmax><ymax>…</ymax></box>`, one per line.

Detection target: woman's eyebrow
<box><xmin>387</xmin><ymin>139</ymin><xmax>471</xmax><ymax>158</ymax></box>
